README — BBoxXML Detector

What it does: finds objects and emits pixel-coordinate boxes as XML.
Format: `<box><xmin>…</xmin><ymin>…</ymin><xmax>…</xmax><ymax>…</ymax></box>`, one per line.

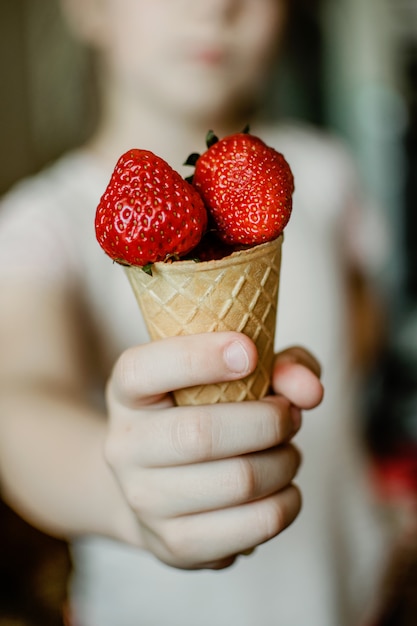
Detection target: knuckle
<box><xmin>177</xmin><ymin>348</ymin><xmax>199</xmax><ymax>384</ymax></box>
<box><xmin>260</xmin><ymin>498</ymin><xmax>287</xmax><ymax>540</ymax></box>
<box><xmin>125</xmin><ymin>478</ymin><xmax>156</xmax><ymax>518</ymax></box>
<box><xmin>114</xmin><ymin>349</ymin><xmax>138</xmax><ymax>395</ymax></box>
<box><xmin>124</xmin><ymin>482</ymin><xmax>143</xmax><ymax>513</ymax></box>
<box><xmin>125</xmin><ymin>484</ymin><xmax>150</xmax><ymax>520</ymax></box>
<box><xmin>262</xmin><ymin>397</ymin><xmax>291</xmax><ymax>443</ymax></box>
<box><xmin>233</xmin><ymin>457</ymin><xmax>257</xmax><ymax>503</ymax></box>
<box><xmin>170</xmin><ymin>408</ymin><xmax>217</xmax><ymax>462</ymax></box>
<box><xmin>162</xmin><ymin>521</ymin><xmax>195</xmax><ymax>564</ymax></box>
<box><xmin>104</xmin><ymin>437</ymin><xmax>159</xmax><ymax>518</ymax></box>
<box><xmin>114</xmin><ymin>347</ymin><xmax>152</xmax><ymax>401</ymax></box>
<box><xmin>274</xmin><ymin>397</ymin><xmax>292</xmax><ymax>438</ymax></box>
<box><xmin>260</xmin><ymin>486</ymin><xmax>302</xmax><ymax>540</ymax></box>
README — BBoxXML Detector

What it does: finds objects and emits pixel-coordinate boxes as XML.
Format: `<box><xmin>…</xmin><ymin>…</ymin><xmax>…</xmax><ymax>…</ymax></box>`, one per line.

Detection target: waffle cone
<box><xmin>125</xmin><ymin>236</ymin><xmax>282</xmax><ymax>405</ymax></box>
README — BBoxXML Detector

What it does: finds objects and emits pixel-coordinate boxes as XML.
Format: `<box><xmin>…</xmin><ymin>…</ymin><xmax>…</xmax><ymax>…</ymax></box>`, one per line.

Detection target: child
<box><xmin>0</xmin><ymin>0</ymin><xmax>390</xmax><ymax>624</ymax></box>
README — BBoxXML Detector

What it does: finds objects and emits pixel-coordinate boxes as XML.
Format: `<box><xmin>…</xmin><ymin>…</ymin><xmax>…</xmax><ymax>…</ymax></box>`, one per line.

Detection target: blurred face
<box><xmin>93</xmin><ymin>0</ymin><xmax>287</xmax><ymax>119</ymax></box>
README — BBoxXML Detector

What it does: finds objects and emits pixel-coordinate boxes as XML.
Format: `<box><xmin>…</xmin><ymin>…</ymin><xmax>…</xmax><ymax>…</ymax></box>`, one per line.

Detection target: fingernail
<box><xmin>224</xmin><ymin>341</ymin><xmax>249</xmax><ymax>374</ymax></box>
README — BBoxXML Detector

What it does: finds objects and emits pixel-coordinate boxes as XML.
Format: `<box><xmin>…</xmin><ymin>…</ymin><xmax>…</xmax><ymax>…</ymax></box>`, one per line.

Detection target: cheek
<box><xmin>242</xmin><ymin>8</ymin><xmax>283</xmax><ymax>64</ymax></box>
<box><xmin>233</xmin><ymin>29</ymin><xmax>279</xmax><ymax>86</ymax></box>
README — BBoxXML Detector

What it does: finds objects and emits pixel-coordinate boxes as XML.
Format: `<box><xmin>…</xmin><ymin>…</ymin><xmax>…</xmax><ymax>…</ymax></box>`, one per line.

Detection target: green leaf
<box><xmin>184</xmin><ymin>152</ymin><xmax>200</xmax><ymax>167</ymax></box>
<box><xmin>241</xmin><ymin>124</ymin><xmax>251</xmax><ymax>134</ymax></box>
<box><xmin>185</xmin><ymin>174</ymin><xmax>194</xmax><ymax>184</ymax></box>
<box><xmin>206</xmin><ymin>129</ymin><xmax>219</xmax><ymax>148</ymax></box>
<box><xmin>142</xmin><ymin>264</ymin><xmax>153</xmax><ymax>276</ymax></box>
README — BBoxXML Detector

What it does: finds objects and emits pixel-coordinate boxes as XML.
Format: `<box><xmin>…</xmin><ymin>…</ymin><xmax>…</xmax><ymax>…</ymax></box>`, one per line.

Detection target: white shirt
<box><xmin>0</xmin><ymin>122</ymin><xmax>390</xmax><ymax>626</ymax></box>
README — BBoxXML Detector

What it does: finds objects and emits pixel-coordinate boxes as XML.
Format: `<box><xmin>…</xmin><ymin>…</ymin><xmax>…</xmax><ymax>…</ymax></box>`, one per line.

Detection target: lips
<box><xmin>191</xmin><ymin>47</ymin><xmax>226</xmax><ymax>64</ymax></box>
<box><xmin>185</xmin><ymin>38</ymin><xmax>229</xmax><ymax>66</ymax></box>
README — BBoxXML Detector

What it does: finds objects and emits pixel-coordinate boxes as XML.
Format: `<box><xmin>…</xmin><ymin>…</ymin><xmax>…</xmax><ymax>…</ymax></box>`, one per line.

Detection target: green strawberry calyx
<box><xmin>183</xmin><ymin>125</ymin><xmax>251</xmax><ymax>179</ymax></box>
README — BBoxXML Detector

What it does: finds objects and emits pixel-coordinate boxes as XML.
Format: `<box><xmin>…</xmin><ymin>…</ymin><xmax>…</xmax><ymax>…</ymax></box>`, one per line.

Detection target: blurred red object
<box><xmin>365</xmin><ymin>443</ymin><xmax>417</xmax><ymax>626</ymax></box>
<box><xmin>370</xmin><ymin>443</ymin><xmax>417</xmax><ymax>502</ymax></box>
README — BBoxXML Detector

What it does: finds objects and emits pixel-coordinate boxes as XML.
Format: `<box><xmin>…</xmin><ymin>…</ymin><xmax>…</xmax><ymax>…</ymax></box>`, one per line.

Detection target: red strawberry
<box><xmin>192</xmin><ymin>131</ymin><xmax>294</xmax><ymax>246</ymax></box>
<box><xmin>95</xmin><ymin>149</ymin><xmax>207</xmax><ymax>267</ymax></box>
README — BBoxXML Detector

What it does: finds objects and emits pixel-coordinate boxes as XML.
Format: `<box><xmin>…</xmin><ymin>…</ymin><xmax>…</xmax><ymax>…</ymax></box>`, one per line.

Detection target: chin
<box><xmin>161</xmin><ymin>80</ymin><xmax>258</xmax><ymax>124</ymax></box>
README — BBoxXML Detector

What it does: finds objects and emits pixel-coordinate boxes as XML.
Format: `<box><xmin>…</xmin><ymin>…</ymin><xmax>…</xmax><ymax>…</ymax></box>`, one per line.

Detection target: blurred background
<box><xmin>0</xmin><ymin>0</ymin><xmax>416</xmax><ymax>624</ymax></box>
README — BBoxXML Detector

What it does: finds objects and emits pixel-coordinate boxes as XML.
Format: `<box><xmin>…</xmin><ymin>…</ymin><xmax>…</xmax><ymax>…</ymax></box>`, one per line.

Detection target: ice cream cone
<box><xmin>124</xmin><ymin>236</ymin><xmax>283</xmax><ymax>405</ymax></box>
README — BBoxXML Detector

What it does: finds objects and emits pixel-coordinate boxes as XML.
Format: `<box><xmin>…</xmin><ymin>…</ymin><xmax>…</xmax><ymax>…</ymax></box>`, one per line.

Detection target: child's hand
<box><xmin>105</xmin><ymin>332</ymin><xmax>323</xmax><ymax>570</ymax></box>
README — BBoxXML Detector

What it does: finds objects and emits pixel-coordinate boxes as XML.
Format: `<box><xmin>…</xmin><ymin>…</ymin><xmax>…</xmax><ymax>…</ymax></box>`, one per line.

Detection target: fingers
<box><xmin>110</xmin><ymin>332</ymin><xmax>257</xmax><ymax>408</ymax></box>
<box><xmin>143</xmin><ymin>485</ymin><xmax>302</xmax><ymax>570</ymax></box>
<box><xmin>110</xmin><ymin>335</ymin><xmax>323</xmax><ymax>412</ymax></box>
<box><xmin>105</xmin><ymin>390</ymin><xmax>302</xmax><ymax>569</ymax></box>
<box><xmin>272</xmin><ymin>346</ymin><xmax>324</xmax><ymax>409</ymax></box>
<box><xmin>276</xmin><ymin>346</ymin><xmax>322</xmax><ymax>377</ymax></box>
<box><xmin>106</xmin><ymin>393</ymin><xmax>298</xmax><ymax>469</ymax></box>
<box><xmin>123</xmin><ymin>444</ymin><xmax>301</xmax><ymax>518</ymax></box>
